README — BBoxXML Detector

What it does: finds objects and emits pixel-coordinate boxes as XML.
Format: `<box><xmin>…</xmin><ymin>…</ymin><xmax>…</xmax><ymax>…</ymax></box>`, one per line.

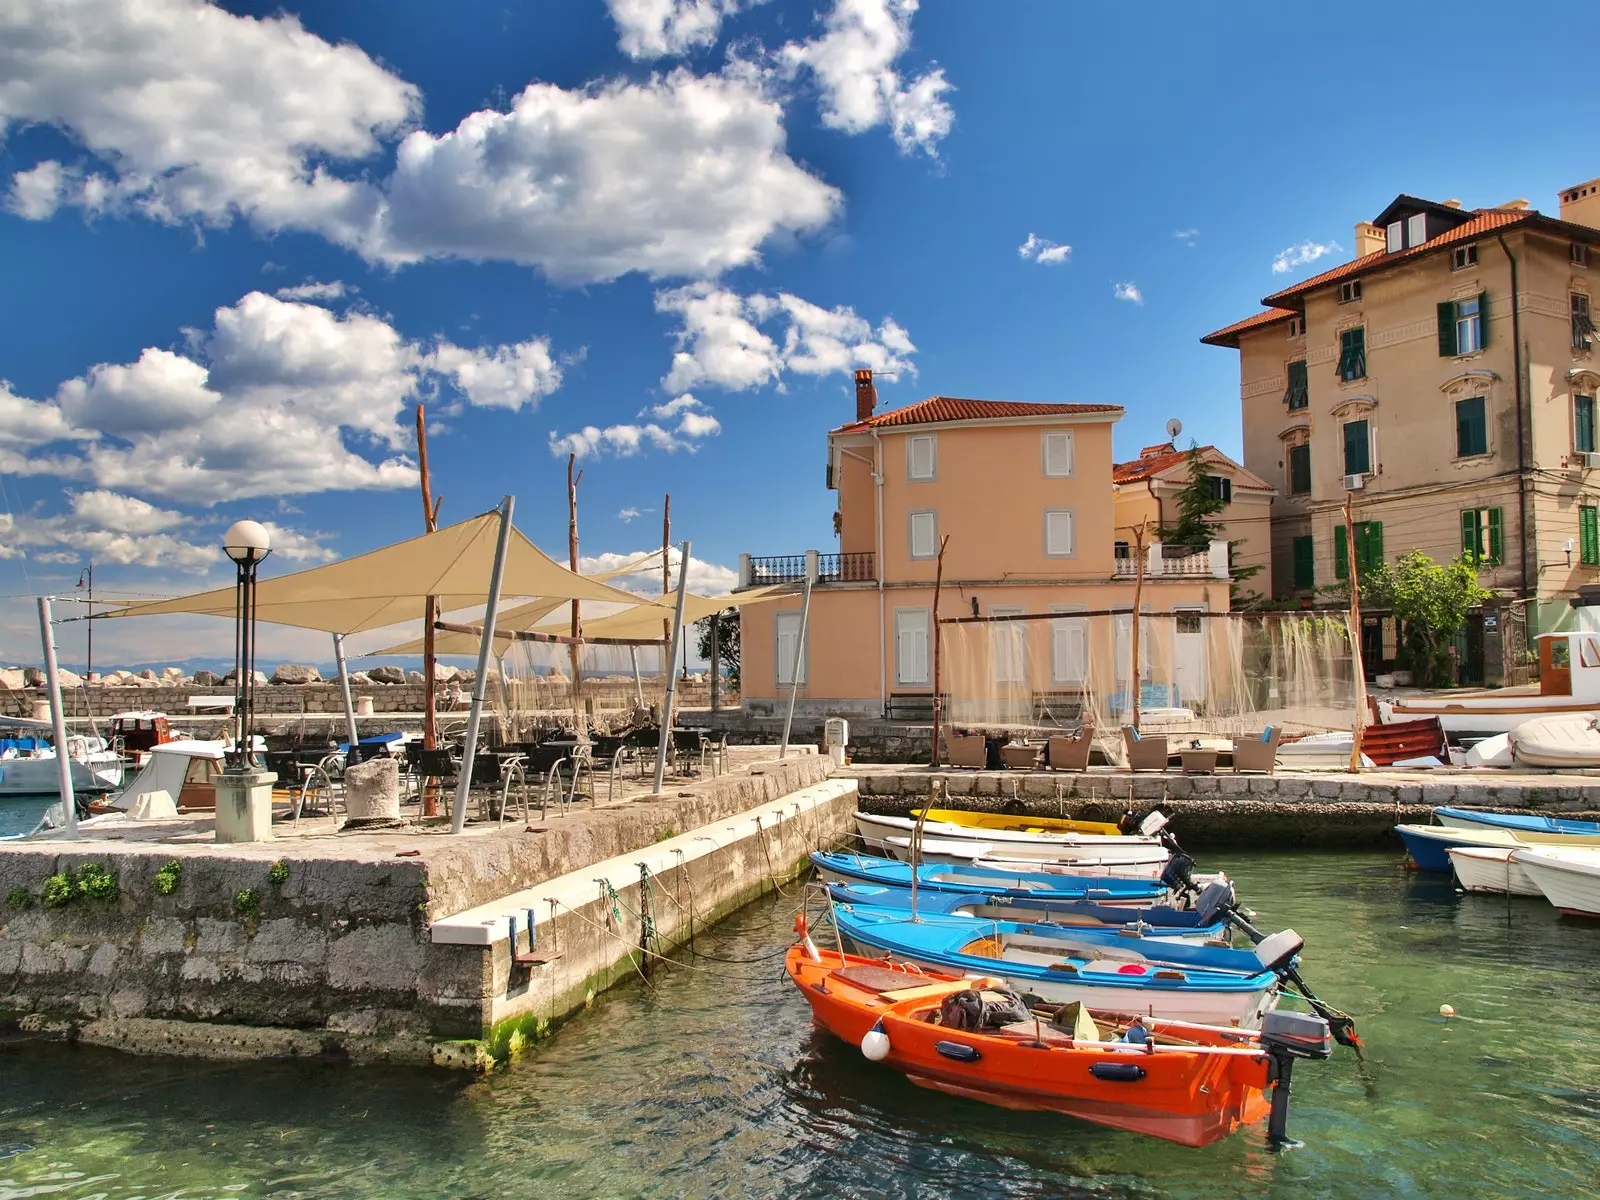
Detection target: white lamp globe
<box><xmin>223</xmin><ymin>520</ymin><xmax>273</xmax><ymax>565</ymax></box>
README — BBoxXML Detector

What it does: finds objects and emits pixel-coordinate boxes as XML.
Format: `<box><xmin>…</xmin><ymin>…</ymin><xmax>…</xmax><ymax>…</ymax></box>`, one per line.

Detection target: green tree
<box><xmin>1158</xmin><ymin>443</ymin><xmax>1263</xmax><ymax>600</ymax></box>
<box><xmin>1360</xmin><ymin>550</ymin><xmax>1490</xmax><ymax>687</ymax></box>
<box><xmin>695</xmin><ymin>609</ymin><xmax>739</xmax><ymax>685</ymax></box>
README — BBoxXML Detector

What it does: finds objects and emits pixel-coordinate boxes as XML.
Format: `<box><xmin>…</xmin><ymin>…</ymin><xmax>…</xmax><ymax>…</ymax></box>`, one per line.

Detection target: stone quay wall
<box><xmin>849</xmin><ymin>768</ymin><xmax>1600</xmax><ymax>848</ymax></box>
<box><xmin>0</xmin><ymin>755</ymin><xmax>832</xmax><ymax>1066</ymax></box>
<box><xmin>2</xmin><ymin>678</ymin><xmax>722</xmax><ymax>722</ymax></box>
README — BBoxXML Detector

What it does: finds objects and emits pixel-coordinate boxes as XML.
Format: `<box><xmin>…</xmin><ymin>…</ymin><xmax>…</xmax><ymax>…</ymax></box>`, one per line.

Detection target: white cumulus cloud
<box><xmin>1272</xmin><ymin>239</ymin><xmax>1341</xmax><ymax>275</ymax></box>
<box><xmin>607</xmin><ymin>0</ymin><xmax>750</xmax><ymax>58</ymax></box>
<box><xmin>581</xmin><ymin>546</ymin><xmax>737</xmax><ymax>596</ymax></box>
<box><xmin>657</xmin><ymin>283</ymin><xmax>915</xmax><ymax>393</ymax></box>
<box><xmin>1113</xmin><ymin>281</ymin><xmax>1143</xmax><ymax>304</ymax></box>
<box><xmin>1017</xmin><ymin>233</ymin><xmax>1071</xmax><ymax>265</ymax></box>
<box><xmin>274</xmin><ymin>281</ymin><xmax>348</xmax><ymax>302</ymax></box>
<box><xmin>779</xmin><ymin>0</ymin><xmax>953</xmax><ymax>155</ymax></box>
<box><xmin>427</xmin><ymin>339</ymin><xmax>563</xmax><ymax>411</ymax></box>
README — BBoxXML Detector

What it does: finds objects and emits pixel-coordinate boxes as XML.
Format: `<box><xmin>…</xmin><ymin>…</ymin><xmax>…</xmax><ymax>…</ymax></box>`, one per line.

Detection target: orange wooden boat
<box><xmin>787</xmin><ymin>930</ymin><xmax>1331</xmax><ymax>1148</ymax></box>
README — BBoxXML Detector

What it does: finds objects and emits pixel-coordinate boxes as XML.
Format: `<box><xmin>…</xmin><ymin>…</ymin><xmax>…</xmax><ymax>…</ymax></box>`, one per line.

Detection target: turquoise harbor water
<box><xmin>3</xmin><ymin>851</ymin><xmax>1599</xmax><ymax>1198</ymax></box>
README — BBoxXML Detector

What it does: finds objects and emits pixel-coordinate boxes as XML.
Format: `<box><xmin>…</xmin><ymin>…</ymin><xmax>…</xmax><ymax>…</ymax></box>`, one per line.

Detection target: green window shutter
<box><xmin>1292</xmin><ymin>536</ymin><xmax>1314</xmax><ymax>589</ymax></box>
<box><xmin>1488</xmin><ymin>507</ymin><xmax>1503</xmax><ymax>563</ymax></box>
<box><xmin>1437</xmin><ymin>300</ymin><xmax>1458</xmax><ymax>356</ymax></box>
<box><xmin>1334</xmin><ymin>526</ymin><xmax>1348</xmax><ymax>580</ymax></box>
<box><xmin>1352</xmin><ymin>327</ymin><xmax>1366</xmax><ymax>378</ymax></box>
<box><xmin>1578</xmin><ymin>396</ymin><xmax>1596</xmax><ymax>454</ymax></box>
<box><xmin>1289</xmin><ymin>443</ymin><xmax>1311</xmax><ymax>494</ymax></box>
<box><xmin>1362</xmin><ymin>521</ymin><xmax>1383</xmax><ymax>570</ymax></box>
<box><xmin>1461</xmin><ymin>509</ymin><xmax>1478</xmax><ymax>563</ymax></box>
<box><xmin>1584</xmin><ymin>507</ymin><xmax>1599</xmax><ymax>566</ymax></box>
<box><xmin>1343</xmin><ymin>420</ymin><xmax>1370</xmax><ymax>475</ymax></box>
<box><xmin>1456</xmin><ymin>397</ymin><xmax>1487</xmax><ymax>456</ymax></box>
<box><xmin>1477</xmin><ymin>290</ymin><xmax>1490</xmax><ymax>348</ymax></box>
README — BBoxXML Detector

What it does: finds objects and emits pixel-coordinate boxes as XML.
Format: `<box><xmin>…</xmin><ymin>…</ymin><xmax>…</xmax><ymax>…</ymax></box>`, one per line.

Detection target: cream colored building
<box><xmin>1203</xmin><ymin>179</ymin><xmax>1600</xmax><ymax>682</ymax></box>
<box><xmin>737</xmin><ymin>372</ymin><xmax>1232</xmax><ymax>718</ymax></box>
<box><xmin>1111</xmin><ymin>441</ymin><xmax>1275</xmax><ymax>595</ymax></box>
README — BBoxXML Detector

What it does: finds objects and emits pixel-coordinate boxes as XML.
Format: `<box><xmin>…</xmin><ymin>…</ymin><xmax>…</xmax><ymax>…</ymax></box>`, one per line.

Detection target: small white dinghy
<box><xmin>1511</xmin><ymin>846</ymin><xmax>1600</xmax><ymax>917</ymax></box>
<box><xmin>1446</xmin><ymin>846</ymin><xmax>1542</xmax><ymax>896</ymax></box>
<box><xmin>1507</xmin><ymin>714</ymin><xmax>1600</xmax><ymax>768</ymax></box>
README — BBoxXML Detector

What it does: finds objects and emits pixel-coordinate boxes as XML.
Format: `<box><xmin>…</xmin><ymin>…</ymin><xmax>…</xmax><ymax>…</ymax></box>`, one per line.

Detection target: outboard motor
<box><xmin>1191</xmin><ymin>880</ymin><xmax>1236</xmax><ymax>927</ymax></box>
<box><xmin>1259</xmin><ymin>1010</ymin><xmax>1333</xmax><ymax>1149</ymax></box>
<box><xmin>1252</xmin><ymin>928</ymin><xmax>1305</xmax><ymax>974</ymax></box>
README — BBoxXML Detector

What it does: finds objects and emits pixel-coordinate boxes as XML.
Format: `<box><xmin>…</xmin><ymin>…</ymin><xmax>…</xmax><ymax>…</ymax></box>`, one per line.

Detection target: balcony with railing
<box><xmin>740</xmin><ymin>551</ymin><xmax>876</xmax><ymax>587</ymax></box>
<box><xmin>1112</xmin><ymin>539</ymin><xmax>1230</xmax><ymax>580</ymax></box>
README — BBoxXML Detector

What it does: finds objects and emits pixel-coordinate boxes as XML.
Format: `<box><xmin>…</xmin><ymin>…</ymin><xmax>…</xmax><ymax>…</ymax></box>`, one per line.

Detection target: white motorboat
<box><xmin>855</xmin><ymin>811</ymin><xmax>1161</xmax><ymax>863</ymax></box>
<box><xmin>1445</xmin><ymin>846</ymin><xmax>1542</xmax><ymax>896</ymax></box>
<box><xmin>1511</xmin><ymin>846</ymin><xmax>1600</xmax><ymax>918</ymax></box>
<box><xmin>0</xmin><ymin>717</ymin><xmax>122</xmax><ymax>797</ymax></box>
<box><xmin>1379</xmin><ymin>631</ymin><xmax>1600</xmax><ymax>737</ymax></box>
<box><xmin>881</xmin><ymin>834</ymin><xmax>1172</xmax><ymax>879</ymax></box>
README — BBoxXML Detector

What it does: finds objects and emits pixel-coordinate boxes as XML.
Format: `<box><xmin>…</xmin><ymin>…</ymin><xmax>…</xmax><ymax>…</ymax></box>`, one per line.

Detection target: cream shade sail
<box><xmin>366</xmin><ymin>550</ymin><xmax>671</xmax><ymax>657</ymax></box>
<box><xmin>527</xmin><ymin>584</ymin><xmax>793</xmax><ymax>641</ymax></box>
<box><xmin>100</xmin><ymin>510</ymin><xmax>646</xmax><ymax>635</ymax></box>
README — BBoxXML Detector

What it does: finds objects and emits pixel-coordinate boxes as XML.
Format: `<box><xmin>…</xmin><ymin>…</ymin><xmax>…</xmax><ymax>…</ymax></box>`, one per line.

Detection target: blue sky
<box><xmin>1</xmin><ymin>0</ymin><xmax>1595</xmax><ymax>669</ymax></box>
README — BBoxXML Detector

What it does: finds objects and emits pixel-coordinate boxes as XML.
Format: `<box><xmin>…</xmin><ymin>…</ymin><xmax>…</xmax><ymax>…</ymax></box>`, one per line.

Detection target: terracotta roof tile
<box><xmin>1113</xmin><ymin>448</ymin><xmax>1193</xmax><ymax>484</ymax></box>
<box><xmin>1199</xmin><ymin>307</ymin><xmax>1298</xmax><ymax>347</ymax></box>
<box><xmin>834</xmin><ymin>395</ymin><xmax>1122</xmax><ymax>433</ymax></box>
<box><xmin>1260</xmin><ymin>208</ymin><xmax>1533</xmax><ymax>306</ymax></box>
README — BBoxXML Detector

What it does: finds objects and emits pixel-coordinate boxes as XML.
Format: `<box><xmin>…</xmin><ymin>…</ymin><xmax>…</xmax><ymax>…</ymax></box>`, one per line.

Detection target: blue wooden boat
<box><xmin>1433</xmin><ymin>806</ymin><xmax>1600</xmax><ymax>837</ymax></box>
<box><xmin>811</xmin><ymin>851</ymin><xmax>1171</xmax><ymax>907</ymax></box>
<box><xmin>1395</xmin><ymin>822</ymin><xmax>1600</xmax><ymax>872</ymax></box>
<box><xmin>823</xmin><ymin>882</ymin><xmax>1232</xmax><ymax>942</ymax></box>
<box><xmin>829</xmin><ymin>901</ymin><xmax>1297</xmax><ymax>1027</ymax></box>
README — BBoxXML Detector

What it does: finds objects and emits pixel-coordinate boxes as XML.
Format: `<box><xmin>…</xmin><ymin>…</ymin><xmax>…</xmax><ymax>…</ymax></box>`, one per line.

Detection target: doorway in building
<box><xmin>1173</xmin><ymin>608</ymin><xmax>1206</xmax><ymax>710</ymax></box>
<box><xmin>1361</xmin><ymin>616</ymin><xmax>1383</xmax><ymax>681</ymax></box>
<box><xmin>1459</xmin><ymin>611</ymin><xmax>1486</xmax><ymax>687</ymax></box>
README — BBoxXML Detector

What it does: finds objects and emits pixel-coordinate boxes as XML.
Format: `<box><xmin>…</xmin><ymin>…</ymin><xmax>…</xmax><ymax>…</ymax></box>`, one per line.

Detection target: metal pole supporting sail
<box><xmin>333</xmin><ymin>633</ymin><xmax>360</xmax><ymax>755</ymax></box>
<box><xmin>651</xmin><ymin>541</ymin><xmax>693</xmax><ymax>794</ymax></box>
<box><xmin>36</xmin><ymin>597</ymin><xmax>78</xmax><ymax>838</ymax></box>
<box><xmin>452</xmin><ymin>495</ymin><xmax>516</xmax><ymax>834</ymax></box>
<box><xmin>779</xmin><ymin>557</ymin><xmax>816</xmax><ymax>758</ymax></box>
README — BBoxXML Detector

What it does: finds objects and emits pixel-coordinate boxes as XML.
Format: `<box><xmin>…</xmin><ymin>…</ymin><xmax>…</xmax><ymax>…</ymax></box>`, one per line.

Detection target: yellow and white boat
<box><xmin>908</xmin><ymin>807</ymin><xmax>1124</xmax><ymax>837</ymax></box>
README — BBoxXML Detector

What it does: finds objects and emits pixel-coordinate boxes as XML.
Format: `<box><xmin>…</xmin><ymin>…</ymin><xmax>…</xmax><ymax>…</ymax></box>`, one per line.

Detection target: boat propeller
<box><xmin>1148</xmin><ymin>817</ymin><xmax>1365</xmax><ymax>1058</ymax></box>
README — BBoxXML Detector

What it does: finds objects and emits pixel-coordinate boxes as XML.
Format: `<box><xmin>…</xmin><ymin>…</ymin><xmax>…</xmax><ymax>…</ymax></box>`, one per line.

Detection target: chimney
<box><xmin>1442</xmin><ymin>198</ymin><xmax>1462</xmax><ymax>209</ymax></box>
<box><xmin>1560</xmin><ymin>177</ymin><xmax>1600</xmax><ymax>231</ymax></box>
<box><xmin>1497</xmin><ymin>198</ymin><xmax>1530</xmax><ymax>211</ymax></box>
<box><xmin>1354</xmin><ymin>221</ymin><xmax>1386</xmax><ymax>257</ymax></box>
<box><xmin>854</xmin><ymin>368</ymin><xmax>877</xmax><ymax>422</ymax></box>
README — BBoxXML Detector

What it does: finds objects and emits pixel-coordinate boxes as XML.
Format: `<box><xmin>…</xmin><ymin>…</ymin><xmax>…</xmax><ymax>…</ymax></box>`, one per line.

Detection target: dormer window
<box><xmin>1386</xmin><ymin>221</ymin><xmax>1402</xmax><ymax>254</ymax></box>
<box><xmin>1385</xmin><ymin>212</ymin><xmax>1431</xmax><ymax>253</ymax></box>
<box><xmin>1408</xmin><ymin>213</ymin><xmax>1427</xmax><ymax>248</ymax></box>
<box><xmin>1338</xmin><ymin>280</ymin><xmax>1362</xmax><ymax>305</ymax></box>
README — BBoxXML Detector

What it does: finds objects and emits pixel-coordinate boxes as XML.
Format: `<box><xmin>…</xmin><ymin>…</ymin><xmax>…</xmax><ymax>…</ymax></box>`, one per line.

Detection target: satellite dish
<box><xmin>1166</xmin><ymin>418</ymin><xmax>1183</xmax><ymax>440</ymax></box>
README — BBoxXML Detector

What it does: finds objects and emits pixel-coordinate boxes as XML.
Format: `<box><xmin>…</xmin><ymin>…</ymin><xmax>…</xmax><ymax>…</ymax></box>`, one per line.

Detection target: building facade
<box><xmin>738</xmin><ymin>372</ymin><xmax>1231</xmax><ymax>718</ymax></box>
<box><xmin>1203</xmin><ymin>179</ymin><xmax>1600</xmax><ymax>682</ymax></box>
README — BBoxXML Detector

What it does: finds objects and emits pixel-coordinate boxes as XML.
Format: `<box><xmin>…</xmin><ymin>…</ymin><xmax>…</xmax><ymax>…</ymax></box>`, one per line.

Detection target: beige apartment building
<box><xmin>737</xmin><ymin>372</ymin><xmax>1233</xmax><ymax>719</ymax></box>
<box><xmin>1204</xmin><ymin>179</ymin><xmax>1600</xmax><ymax>683</ymax></box>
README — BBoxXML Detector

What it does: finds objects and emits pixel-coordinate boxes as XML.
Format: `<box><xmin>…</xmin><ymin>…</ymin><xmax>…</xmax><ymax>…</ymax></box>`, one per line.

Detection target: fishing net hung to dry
<box><xmin>494</xmin><ymin>638</ymin><xmax>669</xmax><ymax>739</ymax></box>
<box><xmin>938</xmin><ymin>611</ymin><xmax>1357</xmax><ymax>758</ymax></box>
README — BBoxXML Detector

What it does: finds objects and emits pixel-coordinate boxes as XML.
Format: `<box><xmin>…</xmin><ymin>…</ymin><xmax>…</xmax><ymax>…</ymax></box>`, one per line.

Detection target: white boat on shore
<box><xmin>1511</xmin><ymin>846</ymin><xmax>1600</xmax><ymax>918</ymax></box>
<box><xmin>1445</xmin><ymin>846</ymin><xmax>1542</xmax><ymax>896</ymax></box>
<box><xmin>0</xmin><ymin>717</ymin><xmax>122</xmax><ymax>797</ymax></box>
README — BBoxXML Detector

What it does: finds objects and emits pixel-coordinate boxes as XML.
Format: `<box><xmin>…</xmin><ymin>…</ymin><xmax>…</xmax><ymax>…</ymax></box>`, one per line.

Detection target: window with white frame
<box><xmin>909</xmin><ymin>510</ymin><xmax>938</xmax><ymax>559</ymax></box>
<box><xmin>989</xmin><ymin>607</ymin><xmax>1027</xmax><ymax>684</ymax></box>
<box><xmin>774</xmin><ymin>610</ymin><xmax>807</xmax><ymax>686</ymax></box>
<box><xmin>1454</xmin><ymin>295</ymin><xmax>1483</xmax><ymax>354</ymax></box>
<box><xmin>1385</xmin><ymin>221</ymin><xmax>1402</xmax><ymax>253</ymax></box>
<box><xmin>907</xmin><ymin>434</ymin><xmax>936</xmax><ymax>481</ymax></box>
<box><xmin>1044</xmin><ymin>509</ymin><xmax>1075</xmax><ymax>557</ymax></box>
<box><xmin>1049</xmin><ymin>606</ymin><xmax>1088</xmax><ymax>684</ymax></box>
<box><xmin>1407</xmin><ymin>213</ymin><xmax>1427</xmax><ymax>248</ymax></box>
<box><xmin>894</xmin><ymin>608</ymin><xmax>930</xmax><ymax>685</ymax></box>
<box><xmin>1043</xmin><ymin>430</ymin><xmax>1074</xmax><ymax>477</ymax></box>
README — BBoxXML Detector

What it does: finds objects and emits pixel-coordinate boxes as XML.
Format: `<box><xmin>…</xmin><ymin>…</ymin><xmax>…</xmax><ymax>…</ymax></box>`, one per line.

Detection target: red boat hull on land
<box><xmin>787</xmin><ymin>945</ymin><xmax>1275</xmax><ymax>1148</ymax></box>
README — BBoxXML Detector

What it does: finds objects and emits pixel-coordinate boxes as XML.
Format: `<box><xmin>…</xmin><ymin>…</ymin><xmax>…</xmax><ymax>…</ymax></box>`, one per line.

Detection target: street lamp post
<box><xmin>76</xmin><ymin>563</ymin><xmax>93</xmax><ymax>679</ymax></box>
<box><xmin>223</xmin><ymin>520</ymin><xmax>271</xmax><ymax>770</ymax></box>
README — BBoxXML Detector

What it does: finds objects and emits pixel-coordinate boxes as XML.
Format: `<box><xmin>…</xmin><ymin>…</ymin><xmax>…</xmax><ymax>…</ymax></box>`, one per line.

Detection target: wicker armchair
<box><xmin>943</xmin><ymin>726</ymin><xmax>988</xmax><ymax>769</ymax></box>
<box><xmin>1232</xmin><ymin>726</ymin><xmax>1282</xmax><ymax>774</ymax></box>
<box><xmin>1122</xmin><ymin>726</ymin><xmax>1170</xmax><ymax>772</ymax></box>
<box><xmin>1046</xmin><ymin>724</ymin><xmax>1094</xmax><ymax>772</ymax></box>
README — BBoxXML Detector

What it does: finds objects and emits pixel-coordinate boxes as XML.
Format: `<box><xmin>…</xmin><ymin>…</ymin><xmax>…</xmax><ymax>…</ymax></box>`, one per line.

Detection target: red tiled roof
<box><xmin>1113</xmin><ymin>446</ymin><xmax>1194</xmax><ymax>484</ymax></box>
<box><xmin>1260</xmin><ymin>207</ymin><xmax>1533</xmax><ymax>306</ymax></box>
<box><xmin>1138</xmin><ymin>441</ymin><xmax>1177</xmax><ymax>458</ymax></box>
<box><xmin>1201</xmin><ymin>208</ymin><xmax>1543</xmax><ymax>350</ymax></box>
<box><xmin>1199</xmin><ymin>307</ymin><xmax>1297</xmax><ymax>347</ymax></box>
<box><xmin>834</xmin><ymin>395</ymin><xmax>1123</xmax><ymax>433</ymax></box>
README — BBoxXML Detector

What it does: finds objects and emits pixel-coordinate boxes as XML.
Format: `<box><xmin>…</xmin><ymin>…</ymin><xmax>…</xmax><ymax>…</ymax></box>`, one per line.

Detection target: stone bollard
<box><xmin>343</xmin><ymin>756</ymin><xmax>402</xmax><ymax>829</ymax></box>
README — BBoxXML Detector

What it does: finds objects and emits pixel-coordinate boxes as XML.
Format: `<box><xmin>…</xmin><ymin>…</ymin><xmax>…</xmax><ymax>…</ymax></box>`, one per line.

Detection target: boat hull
<box><xmin>787</xmin><ymin>947</ymin><xmax>1275</xmax><ymax>1148</ymax></box>
<box><xmin>1394</xmin><ymin>823</ymin><xmax>1600</xmax><ymax>872</ymax></box>
<box><xmin>809</xmin><ymin>852</ymin><xmax>1169</xmax><ymax>907</ymax></box>
<box><xmin>855</xmin><ymin>812</ymin><xmax>1159</xmax><ymax>862</ymax></box>
<box><xmin>1434</xmin><ymin>807</ymin><xmax>1600</xmax><ymax>836</ymax></box>
<box><xmin>1381</xmin><ymin>696</ymin><xmax>1600</xmax><ymax>737</ymax></box>
<box><xmin>0</xmin><ymin>756</ymin><xmax>119</xmax><ymax>797</ymax></box>
<box><xmin>1511</xmin><ymin>849</ymin><xmax>1600</xmax><ymax>917</ymax></box>
<box><xmin>1445</xmin><ymin>847</ymin><xmax>1542</xmax><ymax>896</ymax></box>
<box><xmin>882</xmin><ymin>835</ymin><xmax>1171</xmax><ymax>878</ymax></box>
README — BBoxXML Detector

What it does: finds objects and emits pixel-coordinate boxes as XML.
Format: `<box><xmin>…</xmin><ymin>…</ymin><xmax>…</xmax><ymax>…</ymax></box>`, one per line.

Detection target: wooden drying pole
<box><xmin>928</xmin><ymin>534</ymin><xmax>950</xmax><ymax>768</ymax></box>
<box><xmin>417</xmin><ymin>404</ymin><xmax>443</xmax><ymax>816</ymax></box>
<box><xmin>1345</xmin><ymin>498</ymin><xmax>1367</xmax><ymax>772</ymax></box>
<box><xmin>567</xmin><ymin>454</ymin><xmax>585</xmax><ymax>737</ymax></box>
<box><xmin>661</xmin><ymin>495</ymin><xmax>672</xmax><ymax>706</ymax></box>
<box><xmin>1121</xmin><ymin>520</ymin><xmax>1151</xmax><ymax>730</ymax></box>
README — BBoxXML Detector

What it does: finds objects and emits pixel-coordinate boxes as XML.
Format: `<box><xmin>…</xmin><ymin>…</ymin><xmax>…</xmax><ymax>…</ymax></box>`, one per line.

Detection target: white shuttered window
<box><xmin>774</xmin><ymin>611</ymin><xmax>807</xmax><ymax>686</ymax></box>
<box><xmin>1045</xmin><ymin>509</ymin><xmax>1075</xmax><ymax>557</ymax></box>
<box><xmin>1043</xmin><ymin>430</ymin><xmax>1074</xmax><ymax>477</ymax></box>
<box><xmin>910</xmin><ymin>510</ymin><xmax>938</xmax><ymax>559</ymax></box>
<box><xmin>990</xmin><ymin>607</ymin><xmax>1027</xmax><ymax>684</ymax></box>
<box><xmin>1050</xmin><ymin>606</ymin><xmax>1088</xmax><ymax>684</ymax></box>
<box><xmin>907</xmin><ymin>434</ymin><xmax>936</xmax><ymax>481</ymax></box>
<box><xmin>895</xmin><ymin>608</ymin><xmax>930</xmax><ymax>685</ymax></box>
